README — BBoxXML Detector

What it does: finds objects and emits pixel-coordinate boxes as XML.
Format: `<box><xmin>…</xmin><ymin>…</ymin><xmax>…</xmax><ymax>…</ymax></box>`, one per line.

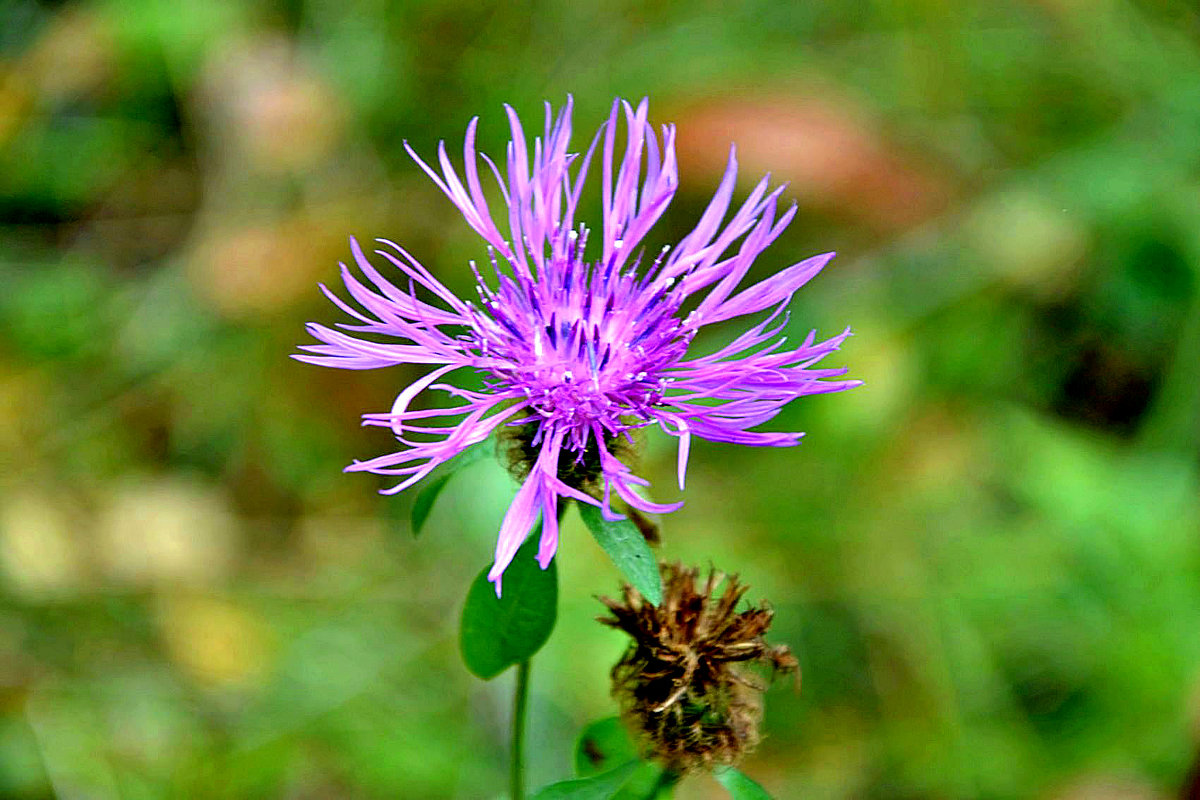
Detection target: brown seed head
<box><xmin>598</xmin><ymin>563</ymin><xmax>799</xmax><ymax>772</ymax></box>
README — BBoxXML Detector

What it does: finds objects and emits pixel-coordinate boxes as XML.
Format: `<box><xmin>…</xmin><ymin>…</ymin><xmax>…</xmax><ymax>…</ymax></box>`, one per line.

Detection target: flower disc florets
<box><xmin>296</xmin><ymin>97</ymin><xmax>859</xmax><ymax>592</ymax></box>
<box><xmin>470</xmin><ymin>225</ymin><xmax>692</xmax><ymax>465</ymax></box>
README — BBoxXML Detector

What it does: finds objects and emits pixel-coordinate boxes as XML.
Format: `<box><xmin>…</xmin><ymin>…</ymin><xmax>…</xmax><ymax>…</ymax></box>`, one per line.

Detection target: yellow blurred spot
<box><xmin>0</xmin><ymin>368</ymin><xmax>49</xmax><ymax>457</ymax></box>
<box><xmin>156</xmin><ymin>594</ymin><xmax>272</xmax><ymax>689</ymax></box>
<box><xmin>0</xmin><ymin>68</ymin><xmax>33</xmax><ymax>148</ymax></box>
<box><xmin>965</xmin><ymin>190</ymin><xmax>1089</xmax><ymax>297</ymax></box>
<box><xmin>186</xmin><ymin>209</ymin><xmax>358</xmax><ymax>318</ymax></box>
<box><xmin>828</xmin><ymin>326</ymin><xmax>916</xmax><ymax>435</ymax></box>
<box><xmin>95</xmin><ymin>477</ymin><xmax>238</xmax><ymax>587</ymax></box>
<box><xmin>0</xmin><ymin>490</ymin><xmax>85</xmax><ymax>599</ymax></box>
<box><xmin>297</xmin><ymin>515</ymin><xmax>385</xmax><ymax>569</ymax></box>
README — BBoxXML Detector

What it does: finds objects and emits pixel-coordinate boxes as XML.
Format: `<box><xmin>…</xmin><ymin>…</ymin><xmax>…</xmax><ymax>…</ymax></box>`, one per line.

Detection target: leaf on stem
<box><xmin>530</xmin><ymin>760</ymin><xmax>639</xmax><ymax>800</ymax></box>
<box><xmin>575</xmin><ymin>716</ymin><xmax>671</xmax><ymax>798</ymax></box>
<box><xmin>459</xmin><ymin>531</ymin><xmax>557</xmax><ymax>679</ymax></box>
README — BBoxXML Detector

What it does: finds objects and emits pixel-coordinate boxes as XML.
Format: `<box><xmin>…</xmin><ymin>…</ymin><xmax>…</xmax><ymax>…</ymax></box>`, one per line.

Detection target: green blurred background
<box><xmin>3</xmin><ymin>1</ymin><xmax>1200</xmax><ymax>797</ymax></box>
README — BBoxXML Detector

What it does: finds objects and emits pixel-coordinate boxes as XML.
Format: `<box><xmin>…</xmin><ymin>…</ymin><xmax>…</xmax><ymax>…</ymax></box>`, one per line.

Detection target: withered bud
<box><xmin>598</xmin><ymin>563</ymin><xmax>799</xmax><ymax>773</ymax></box>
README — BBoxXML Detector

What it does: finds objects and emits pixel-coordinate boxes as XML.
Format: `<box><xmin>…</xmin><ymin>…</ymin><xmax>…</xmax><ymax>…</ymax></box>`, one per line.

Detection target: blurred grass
<box><xmin>2</xmin><ymin>0</ymin><xmax>1200</xmax><ymax>798</ymax></box>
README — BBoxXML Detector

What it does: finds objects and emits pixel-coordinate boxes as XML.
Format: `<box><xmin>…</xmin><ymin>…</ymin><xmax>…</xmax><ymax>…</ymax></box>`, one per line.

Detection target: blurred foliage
<box><xmin>2</xmin><ymin>0</ymin><xmax>1199</xmax><ymax>798</ymax></box>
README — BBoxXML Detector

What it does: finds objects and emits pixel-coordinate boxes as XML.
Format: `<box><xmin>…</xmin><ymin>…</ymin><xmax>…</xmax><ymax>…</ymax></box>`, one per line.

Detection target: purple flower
<box><xmin>297</xmin><ymin>98</ymin><xmax>858</xmax><ymax>592</ymax></box>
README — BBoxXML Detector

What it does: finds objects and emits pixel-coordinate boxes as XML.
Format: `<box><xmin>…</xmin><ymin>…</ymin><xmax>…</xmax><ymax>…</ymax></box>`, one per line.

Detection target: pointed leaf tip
<box><xmin>410</xmin><ymin>473</ymin><xmax>453</xmax><ymax>536</ymax></box>
<box><xmin>715</xmin><ymin>767</ymin><xmax>773</xmax><ymax>799</ymax></box>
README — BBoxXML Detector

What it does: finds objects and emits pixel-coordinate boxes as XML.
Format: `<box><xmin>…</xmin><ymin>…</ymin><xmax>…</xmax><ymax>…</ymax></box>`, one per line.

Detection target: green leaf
<box><xmin>574</xmin><ymin>719</ymin><xmax>669</xmax><ymax>799</ymax></box>
<box><xmin>410</xmin><ymin>439</ymin><xmax>494</xmax><ymax>536</ymax></box>
<box><xmin>531</xmin><ymin>760</ymin><xmax>639</xmax><ymax>800</ymax></box>
<box><xmin>578</xmin><ymin>503</ymin><xmax>662</xmax><ymax>606</ymax></box>
<box><xmin>714</xmin><ymin>766</ymin><xmax>772</xmax><ymax>800</ymax></box>
<box><xmin>574</xmin><ymin>717</ymin><xmax>638</xmax><ymax>777</ymax></box>
<box><xmin>459</xmin><ymin>532</ymin><xmax>557</xmax><ymax>680</ymax></box>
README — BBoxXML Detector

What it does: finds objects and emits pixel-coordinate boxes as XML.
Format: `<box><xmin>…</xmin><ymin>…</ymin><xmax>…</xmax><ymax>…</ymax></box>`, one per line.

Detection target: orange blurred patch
<box><xmin>197</xmin><ymin>36</ymin><xmax>345</xmax><ymax>173</ymax></box>
<box><xmin>22</xmin><ymin>7</ymin><xmax>116</xmax><ymax>102</ymax></box>
<box><xmin>675</xmin><ymin>94</ymin><xmax>953</xmax><ymax>232</ymax></box>
<box><xmin>187</xmin><ymin>210</ymin><xmax>352</xmax><ymax>318</ymax></box>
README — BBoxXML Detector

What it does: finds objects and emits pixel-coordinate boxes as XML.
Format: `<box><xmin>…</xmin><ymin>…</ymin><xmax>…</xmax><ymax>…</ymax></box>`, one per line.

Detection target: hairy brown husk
<box><xmin>598</xmin><ymin>563</ymin><xmax>798</xmax><ymax>772</ymax></box>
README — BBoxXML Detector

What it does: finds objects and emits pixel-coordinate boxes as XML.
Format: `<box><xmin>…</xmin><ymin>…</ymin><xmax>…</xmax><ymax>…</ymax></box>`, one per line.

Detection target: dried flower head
<box><xmin>296</xmin><ymin>97</ymin><xmax>858</xmax><ymax>592</ymax></box>
<box><xmin>599</xmin><ymin>563</ymin><xmax>799</xmax><ymax>772</ymax></box>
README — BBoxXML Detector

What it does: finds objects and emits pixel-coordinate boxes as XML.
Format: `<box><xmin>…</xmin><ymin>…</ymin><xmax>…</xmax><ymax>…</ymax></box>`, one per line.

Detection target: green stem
<box><xmin>511</xmin><ymin>659</ymin><xmax>531</xmax><ymax>800</ymax></box>
<box><xmin>511</xmin><ymin>503</ymin><xmax>570</xmax><ymax>799</ymax></box>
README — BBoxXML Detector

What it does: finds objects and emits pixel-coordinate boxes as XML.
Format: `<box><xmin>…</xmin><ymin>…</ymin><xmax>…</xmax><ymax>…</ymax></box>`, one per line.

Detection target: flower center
<box><xmin>467</xmin><ymin>241</ymin><xmax>692</xmax><ymax>451</ymax></box>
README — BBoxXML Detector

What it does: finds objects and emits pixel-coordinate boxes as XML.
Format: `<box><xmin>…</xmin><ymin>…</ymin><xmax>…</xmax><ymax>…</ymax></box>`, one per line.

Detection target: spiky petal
<box><xmin>296</xmin><ymin>97</ymin><xmax>859</xmax><ymax>592</ymax></box>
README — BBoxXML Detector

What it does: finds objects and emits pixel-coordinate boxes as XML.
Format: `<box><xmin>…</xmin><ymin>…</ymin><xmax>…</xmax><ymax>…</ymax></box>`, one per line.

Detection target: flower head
<box><xmin>296</xmin><ymin>97</ymin><xmax>858</xmax><ymax>592</ymax></box>
<box><xmin>599</xmin><ymin>562</ymin><xmax>799</xmax><ymax>772</ymax></box>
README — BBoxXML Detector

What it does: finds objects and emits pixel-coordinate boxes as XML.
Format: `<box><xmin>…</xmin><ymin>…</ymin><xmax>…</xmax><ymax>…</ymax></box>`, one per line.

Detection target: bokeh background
<box><xmin>3</xmin><ymin>1</ymin><xmax>1200</xmax><ymax>798</ymax></box>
